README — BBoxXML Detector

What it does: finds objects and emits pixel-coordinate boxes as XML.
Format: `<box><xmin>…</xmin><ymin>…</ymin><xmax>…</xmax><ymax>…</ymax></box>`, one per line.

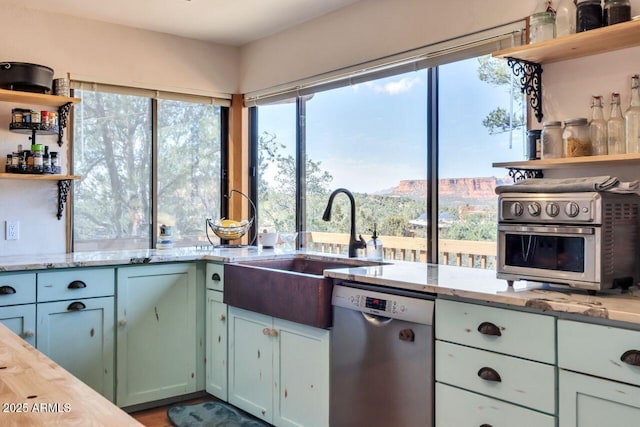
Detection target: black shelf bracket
<box><xmin>57</xmin><ymin>179</ymin><xmax>72</xmax><ymax>220</ymax></box>
<box><xmin>507</xmin><ymin>57</ymin><xmax>543</xmax><ymax>123</ymax></box>
<box><xmin>57</xmin><ymin>102</ymin><xmax>73</xmax><ymax>147</ymax></box>
<box><xmin>507</xmin><ymin>168</ymin><xmax>544</xmax><ymax>182</ymax></box>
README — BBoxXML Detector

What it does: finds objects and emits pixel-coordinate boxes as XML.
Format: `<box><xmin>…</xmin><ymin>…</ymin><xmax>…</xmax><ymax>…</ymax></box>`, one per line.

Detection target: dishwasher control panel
<box><xmin>332</xmin><ymin>284</ymin><xmax>434</xmax><ymax>324</ymax></box>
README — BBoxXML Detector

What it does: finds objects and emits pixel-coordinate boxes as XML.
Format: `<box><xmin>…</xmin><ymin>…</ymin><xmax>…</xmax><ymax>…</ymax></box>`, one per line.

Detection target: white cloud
<box><xmin>359</xmin><ymin>77</ymin><xmax>422</xmax><ymax>95</ymax></box>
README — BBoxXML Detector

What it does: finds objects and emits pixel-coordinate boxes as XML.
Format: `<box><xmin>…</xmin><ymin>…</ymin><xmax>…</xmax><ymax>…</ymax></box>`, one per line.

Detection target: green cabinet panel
<box><xmin>37</xmin><ymin>268</ymin><xmax>114</xmax><ymax>302</ymax></box>
<box><xmin>116</xmin><ymin>263</ymin><xmax>197</xmax><ymax>407</ymax></box>
<box><xmin>36</xmin><ymin>296</ymin><xmax>115</xmax><ymax>401</ymax></box>
<box><xmin>436</xmin><ymin>382</ymin><xmax>556</xmax><ymax>427</ymax></box>
<box><xmin>0</xmin><ymin>304</ymin><xmax>35</xmax><ymax>346</ymax></box>
<box><xmin>205</xmin><ymin>289</ymin><xmax>227</xmax><ymax>400</ymax></box>
<box><xmin>228</xmin><ymin>307</ymin><xmax>274</xmax><ymax>423</ymax></box>
<box><xmin>273</xmin><ymin>317</ymin><xmax>329</xmax><ymax>427</ymax></box>
<box><xmin>228</xmin><ymin>306</ymin><xmax>330</xmax><ymax>427</ymax></box>
<box><xmin>559</xmin><ymin>369</ymin><xmax>640</xmax><ymax>427</ymax></box>
<box><xmin>0</xmin><ymin>272</ymin><xmax>36</xmax><ymax>306</ymax></box>
<box><xmin>206</xmin><ymin>263</ymin><xmax>224</xmax><ymax>292</ymax></box>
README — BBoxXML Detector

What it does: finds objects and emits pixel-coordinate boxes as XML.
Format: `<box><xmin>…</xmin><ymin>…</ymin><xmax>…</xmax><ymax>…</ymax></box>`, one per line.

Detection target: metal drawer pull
<box><xmin>477</xmin><ymin>322</ymin><xmax>501</xmax><ymax>337</ymax></box>
<box><xmin>0</xmin><ymin>286</ymin><xmax>16</xmax><ymax>295</ymax></box>
<box><xmin>68</xmin><ymin>280</ymin><xmax>87</xmax><ymax>289</ymax></box>
<box><xmin>219</xmin><ymin>314</ymin><xmax>226</xmax><ymax>321</ymax></box>
<box><xmin>620</xmin><ymin>350</ymin><xmax>640</xmax><ymax>367</ymax></box>
<box><xmin>211</xmin><ymin>273</ymin><xmax>221</xmax><ymax>281</ymax></box>
<box><xmin>67</xmin><ymin>301</ymin><xmax>86</xmax><ymax>311</ymax></box>
<box><xmin>477</xmin><ymin>367</ymin><xmax>502</xmax><ymax>382</ymax></box>
<box><xmin>480</xmin><ymin>425</ymin><xmax>493</xmax><ymax>427</ymax></box>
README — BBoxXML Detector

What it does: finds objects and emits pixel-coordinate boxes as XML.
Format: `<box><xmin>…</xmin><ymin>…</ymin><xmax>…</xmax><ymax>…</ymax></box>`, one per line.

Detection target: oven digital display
<box><xmin>365</xmin><ymin>296</ymin><xmax>387</xmax><ymax>311</ymax></box>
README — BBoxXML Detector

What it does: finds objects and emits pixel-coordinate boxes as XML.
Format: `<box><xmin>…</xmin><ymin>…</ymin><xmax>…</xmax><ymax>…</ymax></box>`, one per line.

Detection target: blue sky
<box><xmin>258</xmin><ymin>56</ymin><xmax>525</xmax><ymax>193</ymax></box>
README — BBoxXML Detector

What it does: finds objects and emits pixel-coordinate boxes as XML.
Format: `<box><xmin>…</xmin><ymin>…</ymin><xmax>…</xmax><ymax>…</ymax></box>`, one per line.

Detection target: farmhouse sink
<box><xmin>224</xmin><ymin>256</ymin><xmax>384</xmax><ymax>328</ymax></box>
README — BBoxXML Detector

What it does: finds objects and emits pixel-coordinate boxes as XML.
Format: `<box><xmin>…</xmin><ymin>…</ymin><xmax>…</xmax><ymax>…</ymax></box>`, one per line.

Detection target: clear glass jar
<box><xmin>626</xmin><ymin>75</ymin><xmax>640</xmax><ymax>153</ymax></box>
<box><xmin>604</xmin><ymin>0</ymin><xmax>631</xmax><ymax>26</ymax></box>
<box><xmin>608</xmin><ymin>92</ymin><xmax>626</xmax><ymax>154</ymax></box>
<box><xmin>589</xmin><ymin>95</ymin><xmax>608</xmax><ymax>156</ymax></box>
<box><xmin>563</xmin><ymin>118</ymin><xmax>592</xmax><ymax>157</ymax></box>
<box><xmin>542</xmin><ymin>121</ymin><xmax>563</xmax><ymax>159</ymax></box>
<box><xmin>529</xmin><ymin>12</ymin><xmax>556</xmax><ymax>43</ymax></box>
<box><xmin>577</xmin><ymin>0</ymin><xmax>603</xmax><ymax>32</ymax></box>
<box><xmin>555</xmin><ymin>0</ymin><xmax>577</xmax><ymax>36</ymax></box>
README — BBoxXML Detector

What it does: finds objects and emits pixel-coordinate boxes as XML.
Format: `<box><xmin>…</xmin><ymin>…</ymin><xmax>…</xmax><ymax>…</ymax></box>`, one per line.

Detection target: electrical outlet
<box><xmin>6</xmin><ymin>221</ymin><xmax>19</xmax><ymax>240</ymax></box>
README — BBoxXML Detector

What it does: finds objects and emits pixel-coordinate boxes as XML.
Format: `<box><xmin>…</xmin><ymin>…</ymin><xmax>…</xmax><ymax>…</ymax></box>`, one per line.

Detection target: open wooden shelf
<box><xmin>493</xmin><ymin>18</ymin><xmax>640</xmax><ymax>64</ymax></box>
<box><xmin>493</xmin><ymin>153</ymin><xmax>640</xmax><ymax>170</ymax></box>
<box><xmin>0</xmin><ymin>173</ymin><xmax>80</xmax><ymax>181</ymax></box>
<box><xmin>0</xmin><ymin>88</ymin><xmax>80</xmax><ymax>107</ymax></box>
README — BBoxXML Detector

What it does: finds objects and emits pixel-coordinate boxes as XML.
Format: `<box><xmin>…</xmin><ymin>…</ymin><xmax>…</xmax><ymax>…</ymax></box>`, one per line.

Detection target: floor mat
<box><xmin>167</xmin><ymin>401</ymin><xmax>270</xmax><ymax>427</ymax></box>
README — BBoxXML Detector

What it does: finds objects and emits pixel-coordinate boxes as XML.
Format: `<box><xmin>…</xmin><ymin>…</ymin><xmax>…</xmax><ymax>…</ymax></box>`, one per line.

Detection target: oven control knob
<box><xmin>510</xmin><ymin>202</ymin><xmax>524</xmax><ymax>217</ymax></box>
<box><xmin>527</xmin><ymin>202</ymin><xmax>542</xmax><ymax>216</ymax></box>
<box><xmin>546</xmin><ymin>202</ymin><xmax>560</xmax><ymax>217</ymax></box>
<box><xmin>565</xmin><ymin>202</ymin><xmax>580</xmax><ymax>217</ymax></box>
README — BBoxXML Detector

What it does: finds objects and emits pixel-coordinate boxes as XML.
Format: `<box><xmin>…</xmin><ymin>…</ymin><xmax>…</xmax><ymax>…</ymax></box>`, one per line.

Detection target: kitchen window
<box><xmin>71</xmin><ymin>84</ymin><xmax>227</xmax><ymax>251</ymax></box>
<box><xmin>249</xmin><ymin>22</ymin><xmax>525</xmax><ymax>267</ymax></box>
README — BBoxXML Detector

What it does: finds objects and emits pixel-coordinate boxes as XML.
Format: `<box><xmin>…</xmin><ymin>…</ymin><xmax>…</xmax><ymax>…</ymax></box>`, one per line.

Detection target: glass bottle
<box><xmin>607</xmin><ymin>92</ymin><xmax>627</xmax><ymax>154</ymax></box>
<box><xmin>555</xmin><ymin>0</ymin><xmax>577</xmax><ymax>37</ymax></box>
<box><xmin>589</xmin><ymin>95</ymin><xmax>608</xmax><ymax>156</ymax></box>
<box><xmin>626</xmin><ymin>75</ymin><xmax>640</xmax><ymax>153</ymax></box>
<box><xmin>608</xmin><ymin>92</ymin><xmax>626</xmax><ymax>154</ymax></box>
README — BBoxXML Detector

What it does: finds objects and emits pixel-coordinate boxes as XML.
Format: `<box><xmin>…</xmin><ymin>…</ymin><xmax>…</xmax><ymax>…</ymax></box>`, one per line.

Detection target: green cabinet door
<box><xmin>116</xmin><ymin>263</ymin><xmax>197</xmax><ymax>407</ymax></box>
<box><xmin>0</xmin><ymin>304</ymin><xmax>35</xmax><ymax>346</ymax></box>
<box><xmin>36</xmin><ymin>297</ymin><xmax>115</xmax><ymax>401</ymax></box>
<box><xmin>559</xmin><ymin>369</ymin><xmax>640</xmax><ymax>427</ymax></box>
<box><xmin>274</xmin><ymin>318</ymin><xmax>329</xmax><ymax>427</ymax></box>
<box><xmin>228</xmin><ymin>306</ymin><xmax>274</xmax><ymax>424</ymax></box>
<box><xmin>205</xmin><ymin>289</ymin><xmax>228</xmax><ymax>400</ymax></box>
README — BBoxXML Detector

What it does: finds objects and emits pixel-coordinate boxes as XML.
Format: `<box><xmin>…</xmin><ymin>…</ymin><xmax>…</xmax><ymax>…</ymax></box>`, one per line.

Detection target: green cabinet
<box><xmin>0</xmin><ymin>304</ymin><xmax>35</xmax><ymax>346</ymax></box>
<box><xmin>35</xmin><ymin>267</ymin><xmax>115</xmax><ymax>401</ymax></box>
<box><xmin>0</xmin><ymin>272</ymin><xmax>36</xmax><ymax>346</ymax></box>
<box><xmin>116</xmin><ymin>263</ymin><xmax>197</xmax><ymax>407</ymax></box>
<box><xmin>205</xmin><ymin>287</ymin><xmax>228</xmax><ymax>400</ymax></box>
<box><xmin>228</xmin><ymin>306</ymin><xmax>329</xmax><ymax>427</ymax></box>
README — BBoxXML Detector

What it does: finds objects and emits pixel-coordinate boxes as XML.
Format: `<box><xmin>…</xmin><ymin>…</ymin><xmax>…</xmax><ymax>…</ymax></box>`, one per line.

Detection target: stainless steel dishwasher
<box><xmin>330</xmin><ymin>281</ymin><xmax>434</xmax><ymax>427</ymax></box>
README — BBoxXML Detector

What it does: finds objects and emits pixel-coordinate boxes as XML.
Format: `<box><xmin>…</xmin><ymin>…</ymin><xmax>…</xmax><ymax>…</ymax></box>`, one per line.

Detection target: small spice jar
<box><xmin>541</xmin><ymin>121</ymin><xmax>564</xmax><ymax>159</ymax></box>
<box><xmin>529</xmin><ymin>11</ymin><xmax>556</xmax><ymax>43</ymax></box>
<box><xmin>577</xmin><ymin>0</ymin><xmax>604</xmax><ymax>32</ymax></box>
<box><xmin>604</xmin><ymin>0</ymin><xmax>631</xmax><ymax>25</ymax></box>
<box><xmin>526</xmin><ymin>129</ymin><xmax>542</xmax><ymax>160</ymax></box>
<box><xmin>563</xmin><ymin>118</ymin><xmax>592</xmax><ymax>157</ymax></box>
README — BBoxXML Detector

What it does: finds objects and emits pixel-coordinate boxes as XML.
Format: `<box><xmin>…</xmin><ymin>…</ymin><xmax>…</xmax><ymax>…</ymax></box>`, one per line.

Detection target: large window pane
<box><xmin>438</xmin><ymin>55</ymin><xmax>525</xmax><ymax>269</ymax></box>
<box><xmin>304</xmin><ymin>71</ymin><xmax>429</xmax><ymax>259</ymax></box>
<box><xmin>73</xmin><ymin>90</ymin><xmax>152</xmax><ymax>251</ymax></box>
<box><xmin>157</xmin><ymin>100</ymin><xmax>222</xmax><ymax>246</ymax></box>
<box><xmin>255</xmin><ymin>100</ymin><xmax>297</xmax><ymax>233</ymax></box>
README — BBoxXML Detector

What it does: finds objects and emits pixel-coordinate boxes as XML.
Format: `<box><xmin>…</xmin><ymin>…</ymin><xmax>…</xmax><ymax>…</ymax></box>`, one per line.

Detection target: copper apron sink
<box><xmin>224</xmin><ymin>256</ymin><xmax>384</xmax><ymax>328</ymax></box>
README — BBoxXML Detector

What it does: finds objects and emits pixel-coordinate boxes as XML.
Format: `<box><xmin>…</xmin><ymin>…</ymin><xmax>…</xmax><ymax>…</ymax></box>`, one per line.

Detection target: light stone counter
<box><xmin>1</xmin><ymin>248</ymin><xmax>640</xmax><ymax>326</ymax></box>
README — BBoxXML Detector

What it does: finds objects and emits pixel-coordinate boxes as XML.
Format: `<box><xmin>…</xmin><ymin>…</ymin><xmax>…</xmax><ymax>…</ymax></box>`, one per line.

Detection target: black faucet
<box><xmin>322</xmin><ymin>188</ymin><xmax>366</xmax><ymax>258</ymax></box>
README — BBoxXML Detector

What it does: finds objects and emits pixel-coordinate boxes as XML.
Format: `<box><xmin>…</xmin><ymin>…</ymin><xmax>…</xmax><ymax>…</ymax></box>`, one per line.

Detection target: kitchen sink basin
<box><xmin>224</xmin><ymin>256</ymin><xmax>384</xmax><ymax>328</ymax></box>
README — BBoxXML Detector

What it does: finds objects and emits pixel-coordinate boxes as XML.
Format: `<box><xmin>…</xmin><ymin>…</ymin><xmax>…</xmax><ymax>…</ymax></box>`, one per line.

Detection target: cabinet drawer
<box><xmin>206</xmin><ymin>263</ymin><xmax>224</xmax><ymax>291</ymax></box>
<box><xmin>436</xmin><ymin>340</ymin><xmax>556</xmax><ymax>414</ymax></box>
<box><xmin>0</xmin><ymin>273</ymin><xmax>36</xmax><ymax>306</ymax></box>
<box><xmin>558</xmin><ymin>319</ymin><xmax>640</xmax><ymax>387</ymax></box>
<box><xmin>37</xmin><ymin>268</ymin><xmax>115</xmax><ymax>302</ymax></box>
<box><xmin>436</xmin><ymin>382</ymin><xmax>556</xmax><ymax>427</ymax></box>
<box><xmin>436</xmin><ymin>299</ymin><xmax>555</xmax><ymax>363</ymax></box>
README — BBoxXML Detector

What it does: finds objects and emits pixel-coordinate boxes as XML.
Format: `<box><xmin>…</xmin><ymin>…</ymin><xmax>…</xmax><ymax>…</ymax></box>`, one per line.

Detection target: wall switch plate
<box><xmin>6</xmin><ymin>221</ymin><xmax>19</xmax><ymax>240</ymax></box>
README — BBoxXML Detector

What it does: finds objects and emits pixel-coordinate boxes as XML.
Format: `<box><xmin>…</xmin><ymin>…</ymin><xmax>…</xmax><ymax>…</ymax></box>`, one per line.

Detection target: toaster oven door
<box><xmin>497</xmin><ymin>224</ymin><xmax>599</xmax><ymax>285</ymax></box>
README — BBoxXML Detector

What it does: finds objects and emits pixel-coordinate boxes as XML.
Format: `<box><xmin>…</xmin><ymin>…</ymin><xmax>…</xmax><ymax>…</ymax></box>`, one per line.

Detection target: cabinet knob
<box><xmin>67</xmin><ymin>280</ymin><xmax>87</xmax><ymax>289</ymax></box>
<box><xmin>0</xmin><ymin>285</ymin><xmax>16</xmax><ymax>295</ymax></box>
<box><xmin>269</xmin><ymin>329</ymin><xmax>278</xmax><ymax>337</ymax></box>
<box><xmin>263</xmin><ymin>328</ymin><xmax>271</xmax><ymax>336</ymax></box>
<box><xmin>477</xmin><ymin>367</ymin><xmax>502</xmax><ymax>382</ymax></box>
<box><xmin>22</xmin><ymin>330</ymin><xmax>34</xmax><ymax>338</ymax></box>
<box><xmin>211</xmin><ymin>273</ymin><xmax>221</xmax><ymax>281</ymax></box>
<box><xmin>620</xmin><ymin>350</ymin><xmax>640</xmax><ymax>367</ymax></box>
<box><xmin>118</xmin><ymin>318</ymin><xmax>128</xmax><ymax>327</ymax></box>
<box><xmin>219</xmin><ymin>314</ymin><xmax>226</xmax><ymax>321</ymax></box>
<box><xmin>477</xmin><ymin>322</ymin><xmax>502</xmax><ymax>337</ymax></box>
<box><xmin>67</xmin><ymin>301</ymin><xmax>86</xmax><ymax>311</ymax></box>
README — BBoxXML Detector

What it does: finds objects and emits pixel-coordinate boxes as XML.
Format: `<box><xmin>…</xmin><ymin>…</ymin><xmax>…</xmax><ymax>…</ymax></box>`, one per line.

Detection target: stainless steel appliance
<box><xmin>497</xmin><ymin>191</ymin><xmax>640</xmax><ymax>292</ymax></box>
<box><xmin>331</xmin><ymin>282</ymin><xmax>434</xmax><ymax>427</ymax></box>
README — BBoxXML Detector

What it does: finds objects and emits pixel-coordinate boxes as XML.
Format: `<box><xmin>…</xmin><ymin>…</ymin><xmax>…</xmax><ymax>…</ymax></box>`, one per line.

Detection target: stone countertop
<box><xmin>1</xmin><ymin>247</ymin><xmax>640</xmax><ymax>326</ymax></box>
<box><xmin>324</xmin><ymin>262</ymin><xmax>640</xmax><ymax>326</ymax></box>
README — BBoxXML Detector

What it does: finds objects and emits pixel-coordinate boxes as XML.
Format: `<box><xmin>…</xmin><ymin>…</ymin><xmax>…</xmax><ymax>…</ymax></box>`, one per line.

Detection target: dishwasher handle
<box><xmin>362</xmin><ymin>312</ymin><xmax>393</xmax><ymax>326</ymax></box>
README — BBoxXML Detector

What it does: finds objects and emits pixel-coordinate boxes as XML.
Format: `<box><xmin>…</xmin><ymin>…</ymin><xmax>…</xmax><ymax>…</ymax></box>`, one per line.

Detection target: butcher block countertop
<box><xmin>0</xmin><ymin>323</ymin><xmax>140</xmax><ymax>427</ymax></box>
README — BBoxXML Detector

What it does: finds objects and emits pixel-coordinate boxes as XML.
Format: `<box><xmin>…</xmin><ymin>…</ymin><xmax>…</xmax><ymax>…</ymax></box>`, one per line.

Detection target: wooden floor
<box><xmin>131</xmin><ymin>397</ymin><xmax>211</xmax><ymax>427</ymax></box>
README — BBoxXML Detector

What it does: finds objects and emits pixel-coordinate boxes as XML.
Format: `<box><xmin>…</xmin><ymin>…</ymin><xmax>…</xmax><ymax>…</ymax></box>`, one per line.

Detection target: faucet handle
<box><xmin>357</xmin><ymin>234</ymin><xmax>367</xmax><ymax>247</ymax></box>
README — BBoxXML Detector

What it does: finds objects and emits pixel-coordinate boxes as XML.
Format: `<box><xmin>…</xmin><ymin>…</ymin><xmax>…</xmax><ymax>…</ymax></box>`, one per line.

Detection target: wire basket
<box><xmin>206</xmin><ymin>189</ymin><xmax>257</xmax><ymax>245</ymax></box>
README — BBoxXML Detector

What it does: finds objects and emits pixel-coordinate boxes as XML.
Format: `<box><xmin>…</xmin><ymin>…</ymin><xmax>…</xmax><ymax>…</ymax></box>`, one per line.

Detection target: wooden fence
<box><xmin>307</xmin><ymin>232</ymin><xmax>497</xmax><ymax>269</ymax></box>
